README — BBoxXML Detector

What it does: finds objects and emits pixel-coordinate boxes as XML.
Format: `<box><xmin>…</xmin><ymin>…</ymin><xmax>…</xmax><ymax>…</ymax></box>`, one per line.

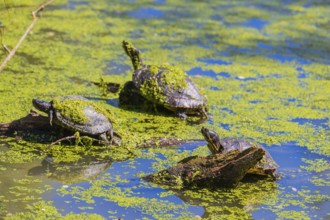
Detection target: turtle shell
<box><xmin>52</xmin><ymin>97</ymin><xmax>113</xmax><ymax>136</ymax></box>
<box><xmin>220</xmin><ymin>137</ymin><xmax>279</xmax><ymax>176</ymax></box>
<box><xmin>133</xmin><ymin>64</ymin><xmax>207</xmax><ymax>114</ymax></box>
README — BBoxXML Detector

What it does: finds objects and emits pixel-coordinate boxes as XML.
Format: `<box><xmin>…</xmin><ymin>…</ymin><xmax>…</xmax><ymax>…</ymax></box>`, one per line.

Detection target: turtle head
<box><xmin>201</xmin><ymin>127</ymin><xmax>224</xmax><ymax>154</ymax></box>
<box><xmin>32</xmin><ymin>99</ymin><xmax>52</xmax><ymax>113</ymax></box>
<box><xmin>122</xmin><ymin>40</ymin><xmax>143</xmax><ymax>71</ymax></box>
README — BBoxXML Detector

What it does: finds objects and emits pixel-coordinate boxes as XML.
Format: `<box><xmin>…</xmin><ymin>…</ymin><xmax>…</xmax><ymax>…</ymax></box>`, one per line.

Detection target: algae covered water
<box><xmin>0</xmin><ymin>0</ymin><xmax>329</xmax><ymax>219</ymax></box>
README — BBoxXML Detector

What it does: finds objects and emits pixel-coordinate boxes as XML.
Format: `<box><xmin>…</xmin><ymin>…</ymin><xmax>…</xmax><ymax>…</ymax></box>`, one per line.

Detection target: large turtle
<box><xmin>32</xmin><ymin>96</ymin><xmax>119</xmax><ymax>146</ymax></box>
<box><xmin>122</xmin><ymin>40</ymin><xmax>208</xmax><ymax>119</ymax></box>
<box><xmin>201</xmin><ymin>127</ymin><xmax>279</xmax><ymax>179</ymax></box>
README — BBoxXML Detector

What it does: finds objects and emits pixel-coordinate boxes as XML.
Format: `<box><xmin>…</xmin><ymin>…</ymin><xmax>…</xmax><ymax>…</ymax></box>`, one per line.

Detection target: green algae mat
<box><xmin>0</xmin><ymin>0</ymin><xmax>329</xmax><ymax>219</ymax></box>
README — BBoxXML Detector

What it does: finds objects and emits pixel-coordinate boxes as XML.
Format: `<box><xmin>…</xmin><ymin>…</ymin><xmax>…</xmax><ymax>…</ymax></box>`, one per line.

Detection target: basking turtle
<box><xmin>201</xmin><ymin>127</ymin><xmax>279</xmax><ymax>179</ymax></box>
<box><xmin>122</xmin><ymin>40</ymin><xmax>208</xmax><ymax>119</ymax></box>
<box><xmin>32</xmin><ymin>96</ymin><xmax>119</xmax><ymax>145</ymax></box>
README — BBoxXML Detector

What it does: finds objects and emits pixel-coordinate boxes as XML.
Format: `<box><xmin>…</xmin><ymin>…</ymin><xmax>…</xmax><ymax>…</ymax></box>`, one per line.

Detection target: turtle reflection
<box><xmin>28</xmin><ymin>155</ymin><xmax>112</xmax><ymax>184</ymax></box>
<box><xmin>173</xmin><ymin>176</ymin><xmax>279</xmax><ymax>218</ymax></box>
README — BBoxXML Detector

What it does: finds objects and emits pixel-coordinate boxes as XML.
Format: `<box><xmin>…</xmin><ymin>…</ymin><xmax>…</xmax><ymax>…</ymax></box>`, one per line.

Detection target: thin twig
<box><xmin>41</xmin><ymin>135</ymin><xmax>77</xmax><ymax>155</ymax></box>
<box><xmin>2</xmin><ymin>44</ymin><xmax>11</xmax><ymax>54</ymax></box>
<box><xmin>0</xmin><ymin>0</ymin><xmax>56</xmax><ymax>73</ymax></box>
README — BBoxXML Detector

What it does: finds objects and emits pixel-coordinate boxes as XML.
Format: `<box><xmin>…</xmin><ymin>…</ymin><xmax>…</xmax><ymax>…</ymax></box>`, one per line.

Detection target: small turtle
<box><xmin>122</xmin><ymin>40</ymin><xmax>208</xmax><ymax>119</ymax></box>
<box><xmin>32</xmin><ymin>96</ymin><xmax>119</xmax><ymax>145</ymax></box>
<box><xmin>201</xmin><ymin>127</ymin><xmax>279</xmax><ymax>179</ymax></box>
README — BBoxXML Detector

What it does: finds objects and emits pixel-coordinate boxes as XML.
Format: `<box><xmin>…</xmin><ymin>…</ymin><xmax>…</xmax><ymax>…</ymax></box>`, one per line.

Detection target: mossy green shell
<box><xmin>133</xmin><ymin>64</ymin><xmax>207</xmax><ymax>112</ymax></box>
<box><xmin>52</xmin><ymin>96</ymin><xmax>113</xmax><ymax>135</ymax></box>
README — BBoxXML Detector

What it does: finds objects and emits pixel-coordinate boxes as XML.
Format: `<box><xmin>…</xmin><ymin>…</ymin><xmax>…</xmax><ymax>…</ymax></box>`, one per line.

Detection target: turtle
<box><xmin>122</xmin><ymin>40</ymin><xmax>208</xmax><ymax>119</ymax></box>
<box><xmin>32</xmin><ymin>96</ymin><xmax>120</xmax><ymax>146</ymax></box>
<box><xmin>201</xmin><ymin>127</ymin><xmax>279</xmax><ymax>179</ymax></box>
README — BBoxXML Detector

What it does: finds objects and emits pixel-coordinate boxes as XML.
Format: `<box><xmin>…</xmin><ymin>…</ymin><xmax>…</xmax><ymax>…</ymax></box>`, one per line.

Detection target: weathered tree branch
<box><xmin>0</xmin><ymin>0</ymin><xmax>56</xmax><ymax>72</ymax></box>
<box><xmin>0</xmin><ymin>111</ymin><xmax>184</xmax><ymax>150</ymax></box>
<box><xmin>144</xmin><ymin>146</ymin><xmax>265</xmax><ymax>188</ymax></box>
<box><xmin>0</xmin><ymin>110</ymin><xmax>51</xmax><ymax>136</ymax></box>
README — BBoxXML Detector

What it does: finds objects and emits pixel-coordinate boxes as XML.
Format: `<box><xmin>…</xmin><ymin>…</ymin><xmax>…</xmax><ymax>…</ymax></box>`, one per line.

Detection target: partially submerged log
<box><xmin>144</xmin><ymin>146</ymin><xmax>265</xmax><ymax>188</ymax></box>
<box><xmin>0</xmin><ymin>111</ymin><xmax>184</xmax><ymax>148</ymax></box>
<box><xmin>0</xmin><ymin>110</ymin><xmax>52</xmax><ymax>136</ymax></box>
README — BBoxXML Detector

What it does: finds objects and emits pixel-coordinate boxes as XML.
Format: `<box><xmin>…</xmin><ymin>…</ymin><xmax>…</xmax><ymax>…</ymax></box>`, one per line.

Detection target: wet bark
<box><xmin>0</xmin><ymin>111</ymin><xmax>184</xmax><ymax>148</ymax></box>
<box><xmin>144</xmin><ymin>146</ymin><xmax>265</xmax><ymax>188</ymax></box>
<box><xmin>0</xmin><ymin>110</ymin><xmax>52</xmax><ymax>136</ymax></box>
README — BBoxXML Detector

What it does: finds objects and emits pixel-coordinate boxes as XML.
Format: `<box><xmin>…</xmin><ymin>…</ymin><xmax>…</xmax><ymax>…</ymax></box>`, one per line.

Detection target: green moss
<box><xmin>139</xmin><ymin>64</ymin><xmax>189</xmax><ymax>105</ymax></box>
<box><xmin>53</xmin><ymin>98</ymin><xmax>90</xmax><ymax>124</ymax></box>
<box><xmin>140</xmin><ymin>76</ymin><xmax>167</xmax><ymax>104</ymax></box>
<box><xmin>148</xmin><ymin>65</ymin><xmax>159</xmax><ymax>75</ymax></box>
<box><xmin>161</xmin><ymin>64</ymin><xmax>188</xmax><ymax>90</ymax></box>
<box><xmin>52</xmin><ymin>97</ymin><xmax>117</xmax><ymax>125</ymax></box>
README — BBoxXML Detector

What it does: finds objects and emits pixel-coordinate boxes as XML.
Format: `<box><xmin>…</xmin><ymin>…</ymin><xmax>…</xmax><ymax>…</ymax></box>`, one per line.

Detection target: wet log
<box><xmin>0</xmin><ymin>111</ymin><xmax>184</xmax><ymax>149</ymax></box>
<box><xmin>144</xmin><ymin>146</ymin><xmax>265</xmax><ymax>188</ymax></box>
<box><xmin>0</xmin><ymin>110</ymin><xmax>51</xmax><ymax>136</ymax></box>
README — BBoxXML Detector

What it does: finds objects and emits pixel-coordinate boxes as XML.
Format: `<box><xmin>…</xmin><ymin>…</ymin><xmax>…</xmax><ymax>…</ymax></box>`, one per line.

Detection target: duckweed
<box><xmin>0</xmin><ymin>0</ymin><xmax>329</xmax><ymax>219</ymax></box>
<box><xmin>52</xmin><ymin>98</ymin><xmax>116</xmax><ymax>124</ymax></box>
<box><xmin>137</xmin><ymin>64</ymin><xmax>189</xmax><ymax>105</ymax></box>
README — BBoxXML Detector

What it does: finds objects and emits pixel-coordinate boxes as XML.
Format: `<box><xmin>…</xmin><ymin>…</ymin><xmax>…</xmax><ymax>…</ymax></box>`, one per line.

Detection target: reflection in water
<box><xmin>0</xmin><ymin>157</ymin><xmax>53</xmax><ymax>216</ymax></box>
<box><xmin>28</xmin><ymin>155</ymin><xmax>113</xmax><ymax>184</ymax></box>
<box><xmin>38</xmin><ymin>141</ymin><xmax>329</xmax><ymax>219</ymax></box>
<box><xmin>174</xmin><ymin>177</ymin><xmax>278</xmax><ymax>219</ymax></box>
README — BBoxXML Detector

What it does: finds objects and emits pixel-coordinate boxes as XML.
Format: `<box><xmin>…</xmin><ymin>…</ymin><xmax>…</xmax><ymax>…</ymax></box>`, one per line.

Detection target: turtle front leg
<box><xmin>100</xmin><ymin>130</ymin><xmax>122</xmax><ymax>146</ymax></box>
<box><xmin>176</xmin><ymin>110</ymin><xmax>188</xmax><ymax>119</ymax></box>
<box><xmin>48</xmin><ymin>109</ymin><xmax>54</xmax><ymax>126</ymax></box>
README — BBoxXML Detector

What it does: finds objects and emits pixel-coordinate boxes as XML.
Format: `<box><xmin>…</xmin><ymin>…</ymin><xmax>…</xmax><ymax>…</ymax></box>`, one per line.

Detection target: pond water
<box><xmin>0</xmin><ymin>0</ymin><xmax>329</xmax><ymax>219</ymax></box>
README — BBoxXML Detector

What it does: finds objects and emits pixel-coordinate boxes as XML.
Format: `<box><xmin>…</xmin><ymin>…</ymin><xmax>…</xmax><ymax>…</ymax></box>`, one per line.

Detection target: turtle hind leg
<box><xmin>100</xmin><ymin>130</ymin><xmax>122</xmax><ymax>146</ymax></box>
<box><xmin>99</xmin><ymin>132</ymin><xmax>111</xmax><ymax>146</ymax></box>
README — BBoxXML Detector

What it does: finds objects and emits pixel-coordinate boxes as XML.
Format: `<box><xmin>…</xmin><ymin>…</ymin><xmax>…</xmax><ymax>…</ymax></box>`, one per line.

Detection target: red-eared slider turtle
<box><xmin>32</xmin><ymin>96</ymin><xmax>119</xmax><ymax>145</ymax></box>
<box><xmin>122</xmin><ymin>40</ymin><xmax>208</xmax><ymax>119</ymax></box>
<box><xmin>201</xmin><ymin>127</ymin><xmax>279</xmax><ymax>179</ymax></box>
